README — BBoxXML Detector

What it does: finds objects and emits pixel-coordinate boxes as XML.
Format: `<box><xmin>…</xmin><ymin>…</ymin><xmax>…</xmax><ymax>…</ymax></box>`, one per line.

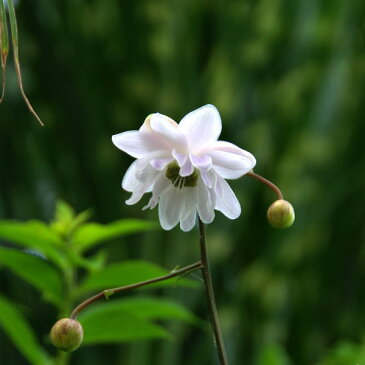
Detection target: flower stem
<box><xmin>247</xmin><ymin>171</ymin><xmax>284</xmax><ymax>200</ymax></box>
<box><xmin>70</xmin><ymin>261</ymin><xmax>203</xmax><ymax>319</ymax></box>
<box><xmin>198</xmin><ymin>219</ymin><xmax>228</xmax><ymax>365</ymax></box>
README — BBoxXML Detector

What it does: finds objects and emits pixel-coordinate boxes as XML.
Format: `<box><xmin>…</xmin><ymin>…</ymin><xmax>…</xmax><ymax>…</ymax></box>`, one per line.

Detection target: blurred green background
<box><xmin>1</xmin><ymin>0</ymin><xmax>365</xmax><ymax>364</ymax></box>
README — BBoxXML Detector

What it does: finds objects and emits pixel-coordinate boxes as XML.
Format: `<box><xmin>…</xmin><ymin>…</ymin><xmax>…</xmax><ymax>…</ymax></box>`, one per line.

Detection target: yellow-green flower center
<box><xmin>165</xmin><ymin>161</ymin><xmax>198</xmax><ymax>188</ymax></box>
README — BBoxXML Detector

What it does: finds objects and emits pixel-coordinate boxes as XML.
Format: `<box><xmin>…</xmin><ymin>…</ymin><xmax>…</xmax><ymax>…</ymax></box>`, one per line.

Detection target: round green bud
<box><xmin>267</xmin><ymin>200</ymin><xmax>295</xmax><ymax>228</ymax></box>
<box><xmin>50</xmin><ymin>318</ymin><xmax>83</xmax><ymax>352</ymax></box>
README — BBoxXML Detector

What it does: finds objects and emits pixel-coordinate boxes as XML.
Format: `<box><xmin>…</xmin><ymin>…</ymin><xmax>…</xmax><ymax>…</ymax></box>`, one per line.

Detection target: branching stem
<box><xmin>70</xmin><ymin>261</ymin><xmax>203</xmax><ymax>319</ymax></box>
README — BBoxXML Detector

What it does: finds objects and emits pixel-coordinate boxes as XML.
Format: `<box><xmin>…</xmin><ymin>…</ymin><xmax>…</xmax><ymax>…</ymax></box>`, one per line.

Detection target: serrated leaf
<box><xmin>0</xmin><ymin>246</ymin><xmax>63</xmax><ymax>307</ymax></box>
<box><xmin>7</xmin><ymin>0</ymin><xmax>44</xmax><ymax>125</ymax></box>
<box><xmin>76</xmin><ymin>260</ymin><xmax>197</xmax><ymax>296</ymax></box>
<box><xmin>0</xmin><ymin>220</ymin><xmax>67</xmax><ymax>269</ymax></box>
<box><xmin>73</xmin><ymin>219</ymin><xmax>158</xmax><ymax>253</ymax></box>
<box><xmin>0</xmin><ymin>295</ymin><xmax>52</xmax><ymax>365</ymax></box>
<box><xmin>0</xmin><ymin>0</ymin><xmax>9</xmax><ymax>102</ymax></box>
<box><xmin>79</xmin><ymin>307</ymin><xmax>169</xmax><ymax>344</ymax></box>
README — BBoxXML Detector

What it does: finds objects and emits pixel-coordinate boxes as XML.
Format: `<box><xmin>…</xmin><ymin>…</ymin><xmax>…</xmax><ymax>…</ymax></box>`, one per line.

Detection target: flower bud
<box><xmin>50</xmin><ymin>318</ymin><xmax>83</xmax><ymax>352</ymax></box>
<box><xmin>267</xmin><ymin>200</ymin><xmax>295</xmax><ymax>228</ymax></box>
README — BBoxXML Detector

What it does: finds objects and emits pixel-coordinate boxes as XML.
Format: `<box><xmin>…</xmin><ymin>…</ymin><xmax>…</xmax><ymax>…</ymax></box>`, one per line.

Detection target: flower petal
<box><xmin>126</xmin><ymin>190</ymin><xmax>145</xmax><ymax>205</ymax></box>
<box><xmin>196</xmin><ymin>179</ymin><xmax>215</xmax><ymax>224</ymax></box>
<box><xmin>143</xmin><ymin>173</ymin><xmax>171</xmax><ymax>210</ymax></box>
<box><xmin>179</xmin><ymin>187</ymin><xmax>197</xmax><ymax>231</ymax></box>
<box><xmin>150</xmin><ymin>156</ymin><xmax>173</xmax><ymax>171</ymax></box>
<box><xmin>200</xmin><ymin>170</ymin><xmax>217</xmax><ymax>189</ymax></box>
<box><xmin>209</xmin><ymin>149</ymin><xmax>255</xmax><ymax>179</ymax></box>
<box><xmin>180</xmin><ymin>159</ymin><xmax>194</xmax><ymax>177</ymax></box>
<box><xmin>158</xmin><ymin>188</ymin><xmax>185</xmax><ymax>230</ymax></box>
<box><xmin>112</xmin><ymin>130</ymin><xmax>170</xmax><ymax>158</ymax></box>
<box><xmin>123</xmin><ymin>160</ymin><xmax>159</xmax><ymax>205</ymax></box>
<box><xmin>179</xmin><ymin>105</ymin><xmax>222</xmax><ymax>152</ymax></box>
<box><xmin>150</xmin><ymin>113</ymin><xmax>187</xmax><ymax>152</ymax></box>
<box><xmin>180</xmin><ymin>209</ymin><xmax>197</xmax><ymax>232</ymax></box>
<box><xmin>215</xmin><ymin>176</ymin><xmax>241</xmax><ymax>219</ymax></box>
<box><xmin>190</xmin><ymin>154</ymin><xmax>212</xmax><ymax>171</ymax></box>
<box><xmin>172</xmin><ymin>149</ymin><xmax>187</xmax><ymax>167</ymax></box>
<box><xmin>209</xmin><ymin>141</ymin><xmax>254</xmax><ymax>157</ymax></box>
<box><xmin>122</xmin><ymin>161</ymin><xmax>139</xmax><ymax>192</ymax></box>
<box><xmin>180</xmin><ymin>187</ymin><xmax>197</xmax><ymax>221</ymax></box>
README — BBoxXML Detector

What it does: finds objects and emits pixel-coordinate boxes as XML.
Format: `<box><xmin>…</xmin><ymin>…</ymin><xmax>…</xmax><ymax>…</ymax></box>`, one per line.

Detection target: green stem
<box><xmin>198</xmin><ymin>219</ymin><xmax>228</xmax><ymax>365</ymax></box>
<box><xmin>55</xmin><ymin>351</ymin><xmax>71</xmax><ymax>365</ymax></box>
<box><xmin>70</xmin><ymin>261</ymin><xmax>203</xmax><ymax>319</ymax></box>
<box><xmin>247</xmin><ymin>171</ymin><xmax>284</xmax><ymax>200</ymax></box>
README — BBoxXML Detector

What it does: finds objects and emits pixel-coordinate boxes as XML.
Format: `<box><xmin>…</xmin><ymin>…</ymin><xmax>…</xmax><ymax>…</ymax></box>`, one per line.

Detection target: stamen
<box><xmin>165</xmin><ymin>161</ymin><xmax>199</xmax><ymax>189</ymax></box>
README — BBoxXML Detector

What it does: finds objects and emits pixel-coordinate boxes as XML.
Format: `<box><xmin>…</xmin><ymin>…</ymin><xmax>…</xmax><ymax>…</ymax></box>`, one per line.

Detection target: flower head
<box><xmin>112</xmin><ymin>105</ymin><xmax>256</xmax><ymax>231</ymax></box>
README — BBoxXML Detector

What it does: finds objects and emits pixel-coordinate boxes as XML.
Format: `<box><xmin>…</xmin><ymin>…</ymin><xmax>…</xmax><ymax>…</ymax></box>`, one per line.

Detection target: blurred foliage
<box><xmin>0</xmin><ymin>201</ymin><xmax>199</xmax><ymax>365</ymax></box>
<box><xmin>0</xmin><ymin>0</ymin><xmax>365</xmax><ymax>364</ymax></box>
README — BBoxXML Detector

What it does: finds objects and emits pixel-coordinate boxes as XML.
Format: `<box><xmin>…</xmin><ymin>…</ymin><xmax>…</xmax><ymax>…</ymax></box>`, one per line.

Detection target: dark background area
<box><xmin>1</xmin><ymin>0</ymin><xmax>365</xmax><ymax>364</ymax></box>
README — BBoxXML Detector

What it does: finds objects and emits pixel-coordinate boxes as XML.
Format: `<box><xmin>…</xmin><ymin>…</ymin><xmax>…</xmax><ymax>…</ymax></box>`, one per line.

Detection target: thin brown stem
<box><xmin>70</xmin><ymin>261</ymin><xmax>203</xmax><ymax>319</ymax></box>
<box><xmin>247</xmin><ymin>171</ymin><xmax>284</xmax><ymax>200</ymax></box>
<box><xmin>198</xmin><ymin>219</ymin><xmax>228</xmax><ymax>365</ymax></box>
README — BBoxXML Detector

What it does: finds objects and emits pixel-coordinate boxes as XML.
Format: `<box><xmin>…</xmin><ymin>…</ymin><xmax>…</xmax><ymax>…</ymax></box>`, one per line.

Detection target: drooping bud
<box><xmin>267</xmin><ymin>200</ymin><xmax>295</xmax><ymax>228</ymax></box>
<box><xmin>50</xmin><ymin>318</ymin><xmax>83</xmax><ymax>352</ymax></box>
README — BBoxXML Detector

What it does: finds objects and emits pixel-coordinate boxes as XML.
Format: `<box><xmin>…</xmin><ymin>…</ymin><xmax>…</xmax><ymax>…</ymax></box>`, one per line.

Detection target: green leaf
<box><xmin>7</xmin><ymin>0</ymin><xmax>44</xmax><ymax>125</ymax></box>
<box><xmin>0</xmin><ymin>220</ymin><xmax>67</xmax><ymax>269</ymax></box>
<box><xmin>68</xmin><ymin>249</ymin><xmax>106</xmax><ymax>272</ymax></box>
<box><xmin>50</xmin><ymin>200</ymin><xmax>91</xmax><ymax>239</ymax></box>
<box><xmin>0</xmin><ymin>295</ymin><xmax>52</xmax><ymax>365</ymax></box>
<box><xmin>257</xmin><ymin>344</ymin><xmax>291</xmax><ymax>365</ymax></box>
<box><xmin>0</xmin><ymin>246</ymin><xmax>63</xmax><ymax>307</ymax></box>
<box><xmin>80</xmin><ymin>306</ymin><xmax>169</xmax><ymax>344</ymax></box>
<box><xmin>317</xmin><ymin>341</ymin><xmax>365</xmax><ymax>365</ymax></box>
<box><xmin>78</xmin><ymin>297</ymin><xmax>201</xmax><ymax>344</ymax></box>
<box><xmin>73</xmin><ymin>219</ymin><xmax>158</xmax><ymax>253</ymax></box>
<box><xmin>86</xmin><ymin>297</ymin><xmax>203</xmax><ymax>327</ymax></box>
<box><xmin>76</xmin><ymin>260</ymin><xmax>197</xmax><ymax>296</ymax></box>
<box><xmin>0</xmin><ymin>0</ymin><xmax>9</xmax><ymax>102</ymax></box>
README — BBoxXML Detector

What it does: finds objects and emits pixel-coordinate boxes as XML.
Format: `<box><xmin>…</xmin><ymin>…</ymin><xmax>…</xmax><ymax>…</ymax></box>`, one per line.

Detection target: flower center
<box><xmin>165</xmin><ymin>161</ymin><xmax>198</xmax><ymax>188</ymax></box>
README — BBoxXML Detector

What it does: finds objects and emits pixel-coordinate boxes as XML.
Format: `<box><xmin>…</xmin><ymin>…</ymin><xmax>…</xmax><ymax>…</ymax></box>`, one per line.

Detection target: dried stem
<box><xmin>198</xmin><ymin>219</ymin><xmax>228</xmax><ymax>365</ymax></box>
<box><xmin>247</xmin><ymin>171</ymin><xmax>284</xmax><ymax>200</ymax></box>
<box><xmin>70</xmin><ymin>261</ymin><xmax>203</xmax><ymax>319</ymax></box>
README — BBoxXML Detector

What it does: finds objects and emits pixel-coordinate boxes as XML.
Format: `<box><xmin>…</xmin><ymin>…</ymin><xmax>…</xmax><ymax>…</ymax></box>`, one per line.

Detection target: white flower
<box><xmin>112</xmin><ymin>105</ymin><xmax>256</xmax><ymax>231</ymax></box>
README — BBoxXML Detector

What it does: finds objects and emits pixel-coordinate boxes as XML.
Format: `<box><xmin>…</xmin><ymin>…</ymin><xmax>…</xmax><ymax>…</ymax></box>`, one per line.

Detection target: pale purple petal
<box><xmin>172</xmin><ymin>149</ymin><xmax>187</xmax><ymax>167</ymax></box>
<box><xmin>150</xmin><ymin>156</ymin><xmax>173</xmax><ymax>171</ymax></box>
<box><xmin>179</xmin><ymin>105</ymin><xmax>222</xmax><ymax>152</ymax></box>
<box><xmin>215</xmin><ymin>176</ymin><xmax>241</xmax><ymax>219</ymax></box>
<box><xmin>180</xmin><ymin>159</ymin><xmax>194</xmax><ymax>177</ymax></box>
<box><xmin>190</xmin><ymin>154</ymin><xmax>212</xmax><ymax>171</ymax></box>
<box><xmin>150</xmin><ymin>113</ymin><xmax>188</xmax><ymax>152</ymax></box>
